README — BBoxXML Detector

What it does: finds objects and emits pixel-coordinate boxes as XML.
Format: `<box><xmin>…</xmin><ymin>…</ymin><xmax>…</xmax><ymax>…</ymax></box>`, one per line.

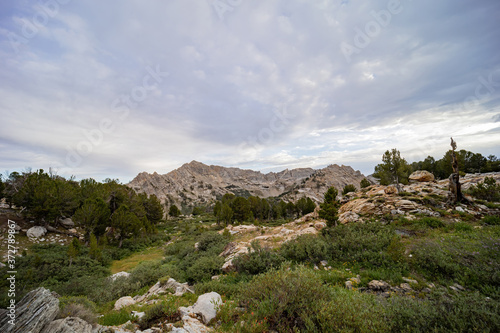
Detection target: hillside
<box><xmin>127</xmin><ymin>161</ymin><xmax>368</xmax><ymax>208</ymax></box>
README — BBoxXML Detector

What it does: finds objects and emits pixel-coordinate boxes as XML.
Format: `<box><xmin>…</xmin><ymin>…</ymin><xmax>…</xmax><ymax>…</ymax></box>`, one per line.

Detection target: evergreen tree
<box><xmin>342</xmin><ymin>184</ymin><xmax>357</xmax><ymax>196</ymax></box>
<box><xmin>67</xmin><ymin>238</ymin><xmax>80</xmax><ymax>267</ymax></box>
<box><xmin>360</xmin><ymin>178</ymin><xmax>371</xmax><ymax>188</ymax></box>
<box><xmin>373</xmin><ymin>149</ymin><xmax>411</xmax><ymax>188</ymax></box>
<box><xmin>219</xmin><ymin>203</ymin><xmax>233</xmax><ymax>226</ymax></box>
<box><xmin>73</xmin><ymin>197</ymin><xmax>111</xmax><ymax>240</ymax></box>
<box><xmin>111</xmin><ymin>205</ymin><xmax>141</xmax><ymax>247</ymax></box>
<box><xmin>89</xmin><ymin>233</ymin><xmax>102</xmax><ymax>261</ymax></box>
<box><xmin>168</xmin><ymin>204</ymin><xmax>181</xmax><ymax>218</ymax></box>
<box><xmin>319</xmin><ymin>186</ymin><xmax>340</xmax><ymax>227</ymax></box>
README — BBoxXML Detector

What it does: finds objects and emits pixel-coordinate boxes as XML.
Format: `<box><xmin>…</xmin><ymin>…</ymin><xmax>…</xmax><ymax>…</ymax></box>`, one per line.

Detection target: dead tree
<box><xmin>448</xmin><ymin>137</ymin><xmax>463</xmax><ymax>203</ymax></box>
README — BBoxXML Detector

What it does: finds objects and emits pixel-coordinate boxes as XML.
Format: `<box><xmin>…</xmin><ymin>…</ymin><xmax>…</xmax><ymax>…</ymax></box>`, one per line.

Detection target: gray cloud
<box><xmin>0</xmin><ymin>0</ymin><xmax>499</xmax><ymax>181</ymax></box>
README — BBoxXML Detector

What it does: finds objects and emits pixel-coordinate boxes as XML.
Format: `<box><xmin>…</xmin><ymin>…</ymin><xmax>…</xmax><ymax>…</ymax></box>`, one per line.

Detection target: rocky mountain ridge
<box><xmin>128</xmin><ymin>161</ymin><xmax>368</xmax><ymax>209</ymax></box>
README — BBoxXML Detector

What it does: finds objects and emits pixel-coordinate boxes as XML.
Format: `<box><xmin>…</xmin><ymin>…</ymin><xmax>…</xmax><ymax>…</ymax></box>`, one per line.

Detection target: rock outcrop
<box><xmin>0</xmin><ymin>287</ymin><xmax>59</xmax><ymax>333</ymax></box>
<box><xmin>409</xmin><ymin>170</ymin><xmax>435</xmax><ymax>183</ymax></box>
<box><xmin>128</xmin><ymin>161</ymin><xmax>368</xmax><ymax>207</ymax></box>
<box><xmin>179</xmin><ymin>292</ymin><xmax>222</xmax><ymax>325</ymax></box>
<box><xmin>27</xmin><ymin>226</ymin><xmax>47</xmax><ymax>238</ymax></box>
<box><xmin>44</xmin><ymin>317</ymin><xmax>93</xmax><ymax>333</ymax></box>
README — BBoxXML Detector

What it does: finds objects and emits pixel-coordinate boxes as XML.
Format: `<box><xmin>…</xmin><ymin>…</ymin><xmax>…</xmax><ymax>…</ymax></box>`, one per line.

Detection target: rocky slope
<box><xmin>128</xmin><ymin>161</ymin><xmax>368</xmax><ymax>208</ymax></box>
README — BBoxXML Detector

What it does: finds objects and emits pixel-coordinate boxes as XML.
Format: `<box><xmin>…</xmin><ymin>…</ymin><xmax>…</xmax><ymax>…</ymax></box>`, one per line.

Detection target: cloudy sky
<box><xmin>1</xmin><ymin>0</ymin><xmax>499</xmax><ymax>182</ymax></box>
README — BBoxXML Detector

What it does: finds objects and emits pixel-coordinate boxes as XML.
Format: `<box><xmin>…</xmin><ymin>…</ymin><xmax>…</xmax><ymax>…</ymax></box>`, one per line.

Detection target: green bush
<box><xmin>242</xmin><ymin>266</ymin><xmax>329</xmax><ymax>332</ymax></box>
<box><xmin>57</xmin><ymin>303</ymin><xmax>97</xmax><ymax>325</ymax></box>
<box><xmin>233</xmin><ymin>242</ymin><xmax>285</xmax><ymax>276</ymax></box>
<box><xmin>138</xmin><ymin>301</ymin><xmax>180</xmax><ymax>330</ymax></box>
<box><xmin>280</xmin><ymin>234</ymin><xmax>329</xmax><ymax>264</ymax></box>
<box><xmin>454</xmin><ymin>222</ymin><xmax>473</xmax><ymax>232</ymax></box>
<box><xmin>387</xmin><ymin>292</ymin><xmax>500</xmax><ymax>332</ymax></box>
<box><xmin>468</xmin><ymin>176</ymin><xmax>500</xmax><ymax>202</ymax></box>
<box><xmin>342</xmin><ymin>184</ymin><xmax>357</xmax><ymax>195</ymax></box>
<box><xmin>482</xmin><ymin>215</ymin><xmax>500</xmax><ymax>225</ymax></box>
<box><xmin>185</xmin><ymin>255</ymin><xmax>225</xmax><ymax>283</ymax></box>
<box><xmin>418</xmin><ymin>217</ymin><xmax>445</xmax><ymax>228</ymax></box>
<box><xmin>99</xmin><ymin>309</ymin><xmax>134</xmax><ymax>326</ymax></box>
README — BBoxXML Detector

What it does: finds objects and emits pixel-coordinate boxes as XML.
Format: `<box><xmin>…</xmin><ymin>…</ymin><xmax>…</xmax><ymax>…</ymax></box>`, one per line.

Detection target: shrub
<box><xmin>138</xmin><ymin>300</ymin><xmax>181</xmax><ymax>329</ymax></box>
<box><xmin>454</xmin><ymin>222</ymin><xmax>473</xmax><ymax>232</ymax></box>
<box><xmin>468</xmin><ymin>177</ymin><xmax>500</xmax><ymax>202</ymax></box>
<box><xmin>242</xmin><ymin>266</ymin><xmax>329</xmax><ymax>332</ymax></box>
<box><xmin>482</xmin><ymin>215</ymin><xmax>500</xmax><ymax>226</ymax></box>
<box><xmin>197</xmin><ymin>232</ymin><xmax>228</xmax><ymax>254</ymax></box>
<box><xmin>57</xmin><ymin>303</ymin><xmax>97</xmax><ymax>325</ymax></box>
<box><xmin>280</xmin><ymin>234</ymin><xmax>329</xmax><ymax>264</ymax></box>
<box><xmin>342</xmin><ymin>184</ymin><xmax>357</xmax><ymax>195</ymax></box>
<box><xmin>233</xmin><ymin>242</ymin><xmax>285</xmax><ymax>276</ymax></box>
<box><xmin>185</xmin><ymin>255</ymin><xmax>225</xmax><ymax>283</ymax></box>
<box><xmin>99</xmin><ymin>309</ymin><xmax>134</xmax><ymax>326</ymax></box>
<box><xmin>418</xmin><ymin>217</ymin><xmax>445</xmax><ymax>228</ymax></box>
<box><xmin>360</xmin><ymin>178</ymin><xmax>371</xmax><ymax>188</ymax></box>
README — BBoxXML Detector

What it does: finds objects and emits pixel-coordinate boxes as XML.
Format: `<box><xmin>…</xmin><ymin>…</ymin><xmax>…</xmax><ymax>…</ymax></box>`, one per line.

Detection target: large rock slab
<box><xmin>44</xmin><ymin>317</ymin><xmax>93</xmax><ymax>333</ymax></box>
<box><xmin>27</xmin><ymin>226</ymin><xmax>47</xmax><ymax>238</ymax></box>
<box><xmin>109</xmin><ymin>271</ymin><xmax>130</xmax><ymax>281</ymax></box>
<box><xmin>180</xmin><ymin>292</ymin><xmax>222</xmax><ymax>326</ymax></box>
<box><xmin>409</xmin><ymin>170</ymin><xmax>435</xmax><ymax>183</ymax></box>
<box><xmin>192</xmin><ymin>292</ymin><xmax>222</xmax><ymax>325</ymax></box>
<box><xmin>114</xmin><ymin>296</ymin><xmax>135</xmax><ymax>310</ymax></box>
<box><xmin>60</xmin><ymin>218</ymin><xmax>75</xmax><ymax>229</ymax></box>
<box><xmin>0</xmin><ymin>287</ymin><xmax>59</xmax><ymax>333</ymax></box>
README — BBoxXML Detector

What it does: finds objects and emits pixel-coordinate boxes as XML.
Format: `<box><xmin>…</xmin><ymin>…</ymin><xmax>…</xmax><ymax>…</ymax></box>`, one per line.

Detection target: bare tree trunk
<box><xmin>448</xmin><ymin>138</ymin><xmax>464</xmax><ymax>203</ymax></box>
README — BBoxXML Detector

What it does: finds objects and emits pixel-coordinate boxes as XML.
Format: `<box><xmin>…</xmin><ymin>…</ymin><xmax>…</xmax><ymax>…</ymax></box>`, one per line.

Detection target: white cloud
<box><xmin>0</xmin><ymin>0</ymin><xmax>499</xmax><ymax>181</ymax></box>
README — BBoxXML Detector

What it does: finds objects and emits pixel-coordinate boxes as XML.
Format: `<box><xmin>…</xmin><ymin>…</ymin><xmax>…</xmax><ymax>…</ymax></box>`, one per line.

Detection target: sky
<box><xmin>1</xmin><ymin>0</ymin><xmax>499</xmax><ymax>183</ymax></box>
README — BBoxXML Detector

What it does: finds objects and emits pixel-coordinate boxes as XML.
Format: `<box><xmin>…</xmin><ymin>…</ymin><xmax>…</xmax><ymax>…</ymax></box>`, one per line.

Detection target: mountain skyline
<box><xmin>1</xmin><ymin>1</ymin><xmax>499</xmax><ymax>182</ymax></box>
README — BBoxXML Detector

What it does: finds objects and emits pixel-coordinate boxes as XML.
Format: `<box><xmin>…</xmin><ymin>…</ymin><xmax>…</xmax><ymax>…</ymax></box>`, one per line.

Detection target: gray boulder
<box><xmin>367</xmin><ymin>280</ymin><xmax>390</xmax><ymax>292</ymax></box>
<box><xmin>27</xmin><ymin>226</ymin><xmax>47</xmax><ymax>238</ymax></box>
<box><xmin>43</xmin><ymin>317</ymin><xmax>93</xmax><ymax>333</ymax></box>
<box><xmin>192</xmin><ymin>292</ymin><xmax>222</xmax><ymax>325</ymax></box>
<box><xmin>0</xmin><ymin>287</ymin><xmax>59</xmax><ymax>333</ymax></box>
<box><xmin>60</xmin><ymin>218</ymin><xmax>75</xmax><ymax>229</ymax></box>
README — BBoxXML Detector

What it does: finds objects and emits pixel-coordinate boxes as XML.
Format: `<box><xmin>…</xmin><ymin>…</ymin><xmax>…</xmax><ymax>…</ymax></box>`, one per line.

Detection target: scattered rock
<box><xmin>132</xmin><ymin>311</ymin><xmax>145</xmax><ymax>320</ymax></box>
<box><xmin>402</xmin><ymin>277</ymin><xmax>418</xmax><ymax>285</ymax></box>
<box><xmin>455</xmin><ymin>206</ymin><xmax>465</xmax><ymax>213</ymax></box>
<box><xmin>114</xmin><ymin>296</ymin><xmax>135</xmax><ymax>310</ymax></box>
<box><xmin>27</xmin><ymin>226</ymin><xmax>47</xmax><ymax>239</ymax></box>
<box><xmin>338</xmin><ymin>211</ymin><xmax>360</xmax><ymax>224</ymax></box>
<box><xmin>385</xmin><ymin>186</ymin><xmax>398</xmax><ymax>194</ymax></box>
<box><xmin>400</xmin><ymin>283</ymin><xmax>413</xmax><ymax>292</ymax></box>
<box><xmin>60</xmin><ymin>218</ymin><xmax>75</xmax><ymax>229</ymax></box>
<box><xmin>109</xmin><ymin>271</ymin><xmax>130</xmax><ymax>281</ymax></box>
<box><xmin>367</xmin><ymin>280</ymin><xmax>390</xmax><ymax>292</ymax></box>
<box><xmin>44</xmin><ymin>317</ymin><xmax>93</xmax><ymax>333</ymax></box>
<box><xmin>192</xmin><ymin>292</ymin><xmax>222</xmax><ymax>325</ymax></box>
<box><xmin>0</xmin><ymin>287</ymin><xmax>59</xmax><ymax>333</ymax></box>
<box><xmin>409</xmin><ymin>170</ymin><xmax>435</xmax><ymax>183</ymax></box>
<box><xmin>452</xmin><ymin>283</ymin><xmax>465</xmax><ymax>291</ymax></box>
<box><xmin>345</xmin><ymin>281</ymin><xmax>353</xmax><ymax>290</ymax></box>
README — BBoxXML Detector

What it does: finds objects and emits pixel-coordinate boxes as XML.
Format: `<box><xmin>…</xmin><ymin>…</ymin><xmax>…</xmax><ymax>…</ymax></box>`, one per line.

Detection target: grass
<box><xmin>111</xmin><ymin>247</ymin><xmax>165</xmax><ymax>274</ymax></box>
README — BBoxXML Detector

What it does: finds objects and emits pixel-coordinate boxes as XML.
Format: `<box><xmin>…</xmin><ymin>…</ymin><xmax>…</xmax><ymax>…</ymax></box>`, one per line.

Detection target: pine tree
<box><xmin>319</xmin><ymin>186</ymin><xmax>340</xmax><ymax>227</ymax></box>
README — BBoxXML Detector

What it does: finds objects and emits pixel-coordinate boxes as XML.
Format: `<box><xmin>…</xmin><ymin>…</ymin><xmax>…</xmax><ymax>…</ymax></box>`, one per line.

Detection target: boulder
<box><xmin>338</xmin><ymin>211</ymin><xmax>360</xmax><ymax>224</ymax></box>
<box><xmin>345</xmin><ymin>281</ymin><xmax>353</xmax><ymax>290</ymax></box>
<box><xmin>191</xmin><ymin>292</ymin><xmax>222</xmax><ymax>325</ymax></box>
<box><xmin>0</xmin><ymin>287</ymin><xmax>59</xmax><ymax>333</ymax></box>
<box><xmin>395</xmin><ymin>200</ymin><xmax>417</xmax><ymax>211</ymax></box>
<box><xmin>109</xmin><ymin>271</ymin><xmax>130</xmax><ymax>281</ymax></box>
<box><xmin>135</xmin><ymin>279</ymin><xmax>194</xmax><ymax>302</ymax></box>
<box><xmin>114</xmin><ymin>296</ymin><xmax>135</xmax><ymax>310</ymax></box>
<box><xmin>60</xmin><ymin>218</ymin><xmax>75</xmax><ymax>229</ymax></box>
<box><xmin>313</xmin><ymin>221</ymin><xmax>327</xmax><ymax>230</ymax></box>
<box><xmin>27</xmin><ymin>226</ymin><xmax>47</xmax><ymax>238</ymax></box>
<box><xmin>44</xmin><ymin>317</ymin><xmax>93</xmax><ymax>333</ymax></box>
<box><xmin>384</xmin><ymin>186</ymin><xmax>398</xmax><ymax>194</ymax></box>
<box><xmin>409</xmin><ymin>170</ymin><xmax>435</xmax><ymax>183</ymax></box>
<box><xmin>367</xmin><ymin>280</ymin><xmax>390</xmax><ymax>292</ymax></box>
